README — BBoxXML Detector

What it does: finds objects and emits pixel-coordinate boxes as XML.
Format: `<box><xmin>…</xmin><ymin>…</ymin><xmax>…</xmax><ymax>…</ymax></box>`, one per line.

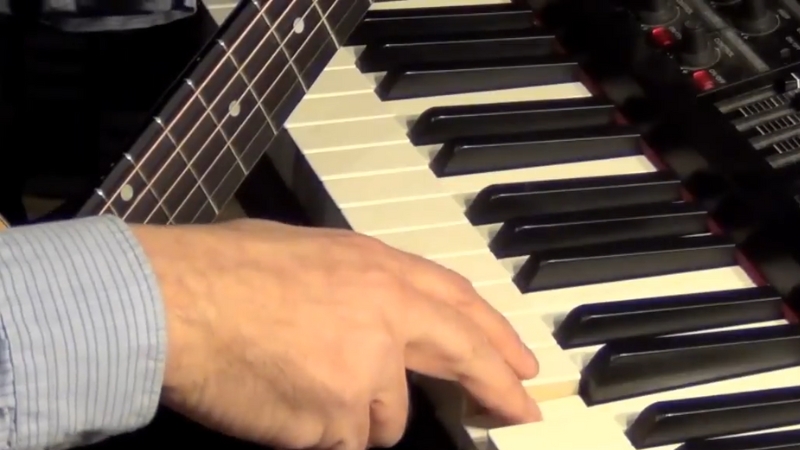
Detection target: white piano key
<box><xmin>489</xmin><ymin>365</ymin><xmax>800</xmax><ymax>450</ymax></box>
<box><xmin>488</xmin><ymin>415</ymin><xmax>636</xmax><ymax>450</ymax></box>
<box><xmin>357</xmin><ymin>71</ymin><xmax>591</xmax><ymax>120</ymax></box>
<box><xmin>307</xmin><ymin>144</ymin><xmax>429</xmax><ymax>180</ymax></box>
<box><xmin>488</xmin><ymin>368</ymin><xmax>800</xmax><ymax>450</ymax></box>
<box><xmin>322</xmin><ymin>47</ymin><xmax>359</xmax><ymax>71</ymax></box>
<box><xmin>374</xmin><ymin>223</ymin><xmax>488</xmax><ymax>258</ymax></box>
<box><xmin>592</xmin><ymin>364</ymin><xmax>800</xmax><ymax>436</ymax></box>
<box><xmin>520</xmin><ymin>345</ymin><xmax>581</xmax><ymax>400</ymax></box>
<box><xmin>479</xmin><ymin>266</ymin><xmax>757</xmax><ymax>316</ymax></box>
<box><xmin>322</xmin><ymin>168</ymin><xmax>445</xmax><ymax>207</ymax></box>
<box><xmin>299</xmin><ymin>66</ymin><xmax>592</xmax><ymax>119</ymax></box>
<box><xmin>458</xmin><ymin>396</ymin><xmax>589</xmax><ymax>450</ymax></box>
<box><xmin>414</xmin><ymin>345</ymin><xmax>582</xmax><ymax>420</ymax></box>
<box><xmin>306</xmin><ymin>66</ymin><xmax>373</xmax><ymax>97</ymax></box>
<box><xmin>299</xmin><ymin>129</ymin><xmax>657</xmax><ymax>198</ymax></box>
<box><xmin>342</xmin><ymin>196</ymin><xmax>468</xmax><ymax>234</ymax></box>
<box><xmin>381</xmin><ymin>84</ymin><xmax>592</xmax><ymax>118</ymax></box>
<box><xmin>288</xmin><ymin>91</ymin><xmax>392</xmax><ymax>126</ymax></box>
<box><xmin>504</xmin><ymin>304</ymin><xmax>557</xmax><ymax>346</ymax></box>
<box><xmin>526</xmin><ymin>266</ymin><xmax>757</xmax><ymax>317</ymax></box>
<box><xmin>437</xmin><ymin>156</ymin><xmax>657</xmax><ymax>196</ymax></box>
<box><xmin>288</xmin><ymin>117</ymin><xmax>410</xmax><ymax>152</ymax></box>
<box><xmin>562</xmin><ymin>319</ymin><xmax>786</xmax><ymax>373</ymax></box>
<box><xmin>432</xmin><ymin>252</ymin><xmax>514</xmax><ymax>287</ymax></box>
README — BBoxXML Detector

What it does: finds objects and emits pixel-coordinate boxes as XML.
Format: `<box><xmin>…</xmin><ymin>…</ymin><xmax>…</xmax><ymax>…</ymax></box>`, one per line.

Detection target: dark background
<box><xmin>0</xmin><ymin>2</ymin><xmax>462</xmax><ymax>449</ymax></box>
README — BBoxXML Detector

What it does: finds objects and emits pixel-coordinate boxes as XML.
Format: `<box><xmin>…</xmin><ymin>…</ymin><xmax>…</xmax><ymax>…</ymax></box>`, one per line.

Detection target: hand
<box><xmin>132</xmin><ymin>219</ymin><xmax>540</xmax><ymax>450</ymax></box>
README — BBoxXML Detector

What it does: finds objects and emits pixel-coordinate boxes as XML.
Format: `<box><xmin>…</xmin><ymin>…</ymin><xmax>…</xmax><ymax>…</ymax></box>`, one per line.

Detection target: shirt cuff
<box><xmin>0</xmin><ymin>215</ymin><xmax>166</xmax><ymax>450</ymax></box>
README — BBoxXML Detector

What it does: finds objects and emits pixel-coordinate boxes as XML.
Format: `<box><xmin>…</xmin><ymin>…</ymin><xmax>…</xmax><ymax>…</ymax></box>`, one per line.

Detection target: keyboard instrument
<box><xmin>263</xmin><ymin>0</ymin><xmax>800</xmax><ymax>449</ymax></box>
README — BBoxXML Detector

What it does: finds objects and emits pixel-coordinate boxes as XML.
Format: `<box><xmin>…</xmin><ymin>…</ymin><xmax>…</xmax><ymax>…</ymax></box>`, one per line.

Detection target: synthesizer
<box><xmin>261</xmin><ymin>0</ymin><xmax>800</xmax><ymax>449</ymax></box>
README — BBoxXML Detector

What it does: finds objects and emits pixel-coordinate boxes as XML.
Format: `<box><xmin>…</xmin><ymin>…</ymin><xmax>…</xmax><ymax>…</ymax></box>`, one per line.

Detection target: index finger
<box><xmin>403</xmin><ymin>300</ymin><xmax>541</xmax><ymax>424</ymax></box>
<box><xmin>410</xmin><ymin>260</ymin><xmax>540</xmax><ymax>380</ymax></box>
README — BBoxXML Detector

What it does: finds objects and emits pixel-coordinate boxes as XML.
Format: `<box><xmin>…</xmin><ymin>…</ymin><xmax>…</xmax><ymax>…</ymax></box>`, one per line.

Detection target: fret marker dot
<box><xmin>293</xmin><ymin>17</ymin><xmax>305</xmax><ymax>34</ymax></box>
<box><xmin>120</xmin><ymin>184</ymin><xmax>134</xmax><ymax>202</ymax></box>
<box><xmin>229</xmin><ymin>100</ymin><xmax>241</xmax><ymax>117</ymax></box>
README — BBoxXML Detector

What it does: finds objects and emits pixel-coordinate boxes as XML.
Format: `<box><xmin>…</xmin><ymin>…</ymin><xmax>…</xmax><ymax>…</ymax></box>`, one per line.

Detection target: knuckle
<box><xmin>440</xmin><ymin>331</ymin><xmax>483</xmax><ymax>371</ymax></box>
<box><xmin>333</xmin><ymin>386</ymin><xmax>369</xmax><ymax>411</ymax></box>
<box><xmin>435</xmin><ymin>266</ymin><xmax>478</xmax><ymax>296</ymax></box>
<box><xmin>350</xmin><ymin>232</ymin><xmax>392</xmax><ymax>254</ymax></box>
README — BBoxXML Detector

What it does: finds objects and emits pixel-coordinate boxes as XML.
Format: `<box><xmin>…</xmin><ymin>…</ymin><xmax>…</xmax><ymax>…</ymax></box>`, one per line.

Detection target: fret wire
<box><xmin>100</xmin><ymin>0</ymin><xmax>300</xmax><ymax>211</ymax></box>
<box><xmin>233</xmin><ymin>9</ymin><xmax>276</xmax><ymax>131</ymax></box>
<box><xmin>211</xmin><ymin>41</ymin><xmax>249</xmax><ymax>174</ymax></box>
<box><xmin>123</xmin><ymin>153</ymin><xmax>174</xmax><ymax>219</ymax></box>
<box><xmin>188</xmin><ymin>0</ymin><xmax>350</xmax><ymax>222</ymax></box>
<box><xmin>150</xmin><ymin>118</ymin><xmax>181</xmax><ymax>223</ymax></box>
<box><xmin>186</xmin><ymin>85</ymin><xmax>223</xmax><ymax>213</ymax></box>
<box><xmin>94</xmin><ymin>188</ymin><xmax>119</xmax><ymax>216</ymax></box>
<box><xmin>108</xmin><ymin>0</ymin><xmax>345</xmax><ymax>221</ymax></box>
<box><xmin>152</xmin><ymin>121</ymin><xmax>184</xmax><ymax>223</ymax></box>
<box><xmin>260</xmin><ymin>2</ymin><xmax>311</xmax><ymax>92</ymax></box>
<box><xmin>313</xmin><ymin>0</ymin><xmax>339</xmax><ymax>48</ymax></box>
<box><xmin>162</xmin><ymin>128</ymin><xmax>246</xmax><ymax>223</ymax></box>
<box><xmin>196</xmin><ymin>4</ymin><xmax>315</xmax><ymax>120</ymax></box>
<box><xmin>114</xmin><ymin>0</ymin><xmax>309</xmax><ymax>218</ymax></box>
<box><xmin>141</xmin><ymin>55</ymin><xmax>299</xmax><ymax>223</ymax></box>
<box><xmin>189</xmin><ymin>120</ymin><xmax>275</xmax><ymax>224</ymax></box>
<box><xmin>137</xmin><ymin>8</ymin><xmax>338</xmax><ymax>222</ymax></box>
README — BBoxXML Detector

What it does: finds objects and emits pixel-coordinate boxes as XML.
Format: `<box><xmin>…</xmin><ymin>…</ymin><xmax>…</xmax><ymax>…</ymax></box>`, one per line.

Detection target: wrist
<box><xmin>129</xmin><ymin>224</ymin><xmax>213</xmax><ymax>407</ymax></box>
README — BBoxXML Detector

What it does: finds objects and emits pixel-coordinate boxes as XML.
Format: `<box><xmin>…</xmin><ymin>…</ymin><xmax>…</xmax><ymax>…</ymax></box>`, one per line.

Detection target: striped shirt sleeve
<box><xmin>0</xmin><ymin>215</ymin><xmax>167</xmax><ymax>450</ymax></box>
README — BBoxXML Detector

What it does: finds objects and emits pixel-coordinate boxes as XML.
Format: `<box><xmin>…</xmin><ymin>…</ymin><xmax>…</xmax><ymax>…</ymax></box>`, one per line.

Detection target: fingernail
<box><xmin>523</xmin><ymin>345</ymin><xmax>539</xmax><ymax>378</ymax></box>
<box><xmin>526</xmin><ymin>398</ymin><xmax>543</xmax><ymax>422</ymax></box>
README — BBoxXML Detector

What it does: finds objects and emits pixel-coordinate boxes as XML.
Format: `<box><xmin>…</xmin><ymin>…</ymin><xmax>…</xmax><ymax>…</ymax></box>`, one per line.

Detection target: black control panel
<box><xmin>535</xmin><ymin>0</ymin><xmax>800</xmax><ymax>298</ymax></box>
<box><xmin>628</xmin><ymin>0</ymin><xmax>800</xmax><ymax>91</ymax></box>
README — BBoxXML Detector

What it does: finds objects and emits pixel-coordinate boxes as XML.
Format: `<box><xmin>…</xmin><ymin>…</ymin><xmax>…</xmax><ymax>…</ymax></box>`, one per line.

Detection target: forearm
<box><xmin>0</xmin><ymin>216</ymin><xmax>166</xmax><ymax>450</ymax></box>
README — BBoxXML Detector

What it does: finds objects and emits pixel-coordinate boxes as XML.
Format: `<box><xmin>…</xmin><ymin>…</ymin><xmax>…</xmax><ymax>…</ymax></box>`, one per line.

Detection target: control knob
<box><xmin>735</xmin><ymin>0</ymin><xmax>779</xmax><ymax>34</ymax></box>
<box><xmin>677</xmin><ymin>20</ymin><xmax>716</xmax><ymax>68</ymax></box>
<box><xmin>637</xmin><ymin>0</ymin><xmax>678</xmax><ymax>25</ymax></box>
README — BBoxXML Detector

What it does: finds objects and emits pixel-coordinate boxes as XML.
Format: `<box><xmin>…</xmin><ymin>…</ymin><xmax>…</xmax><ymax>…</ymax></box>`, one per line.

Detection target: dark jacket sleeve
<box><xmin>0</xmin><ymin>0</ymin><xmax>196</xmax><ymax>31</ymax></box>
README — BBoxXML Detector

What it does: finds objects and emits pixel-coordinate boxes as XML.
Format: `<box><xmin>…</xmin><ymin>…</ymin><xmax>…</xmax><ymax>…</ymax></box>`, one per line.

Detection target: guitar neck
<box><xmin>79</xmin><ymin>0</ymin><xmax>370</xmax><ymax>225</ymax></box>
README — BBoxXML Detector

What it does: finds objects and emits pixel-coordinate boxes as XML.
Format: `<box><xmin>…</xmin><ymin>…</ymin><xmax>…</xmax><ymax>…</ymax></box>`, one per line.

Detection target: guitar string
<box><xmin>100</xmin><ymin>0</ymin><xmax>287</xmax><ymax>212</ymax></box>
<box><xmin>110</xmin><ymin>0</ymin><xmax>310</xmax><ymax>218</ymax></box>
<box><xmin>131</xmin><ymin>2</ymin><xmax>321</xmax><ymax>221</ymax></box>
<box><xmin>136</xmin><ymin>0</ymin><xmax>356</xmax><ymax>223</ymax></box>
<box><xmin>142</xmin><ymin>1</ymin><xmax>337</xmax><ymax>223</ymax></box>
<box><xmin>178</xmin><ymin>0</ymin><xmax>361</xmax><ymax>226</ymax></box>
<box><xmin>160</xmin><ymin>0</ymin><xmax>358</xmax><ymax>224</ymax></box>
<box><xmin>101</xmin><ymin>0</ymin><xmax>326</xmax><ymax>217</ymax></box>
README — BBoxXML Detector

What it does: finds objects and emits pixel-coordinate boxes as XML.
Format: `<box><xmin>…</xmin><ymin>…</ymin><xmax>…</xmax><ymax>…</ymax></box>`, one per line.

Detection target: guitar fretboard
<box><xmin>79</xmin><ymin>0</ymin><xmax>370</xmax><ymax>224</ymax></box>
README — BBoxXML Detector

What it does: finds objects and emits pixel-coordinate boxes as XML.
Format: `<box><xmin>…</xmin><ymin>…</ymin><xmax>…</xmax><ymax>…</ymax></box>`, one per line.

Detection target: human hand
<box><xmin>132</xmin><ymin>218</ymin><xmax>540</xmax><ymax>450</ymax></box>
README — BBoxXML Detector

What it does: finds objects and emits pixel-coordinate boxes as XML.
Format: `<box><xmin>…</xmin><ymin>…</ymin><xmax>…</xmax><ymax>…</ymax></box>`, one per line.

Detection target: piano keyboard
<box><xmin>273</xmin><ymin>0</ymin><xmax>800</xmax><ymax>449</ymax></box>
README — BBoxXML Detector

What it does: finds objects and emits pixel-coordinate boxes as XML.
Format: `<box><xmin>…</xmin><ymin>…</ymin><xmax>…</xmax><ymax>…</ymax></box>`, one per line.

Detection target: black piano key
<box><xmin>554</xmin><ymin>287</ymin><xmax>783</xmax><ymax>349</ymax></box>
<box><xmin>513</xmin><ymin>233</ymin><xmax>736</xmax><ymax>293</ymax></box>
<box><xmin>680</xmin><ymin>429</ymin><xmax>800</xmax><ymax>450</ymax></box>
<box><xmin>357</xmin><ymin>30</ymin><xmax>559</xmax><ymax>73</ymax></box>
<box><xmin>409</xmin><ymin>97</ymin><xmax>617</xmax><ymax>146</ymax></box>
<box><xmin>376</xmin><ymin>56</ymin><xmax>580</xmax><ymax>100</ymax></box>
<box><xmin>580</xmin><ymin>324</ymin><xmax>800</xmax><ymax>406</ymax></box>
<box><xmin>466</xmin><ymin>172</ymin><xmax>682</xmax><ymax>226</ymax></box>
<box><xmin>490</xmin><ymin>201</ymin><xmax>709</xmax><ymax>258</ymax></box>
<box><xmin>431</xmin><ymin>125</ymin><xmax>641</xmax><ymax>177</ymax></box>
<box><xmin>628</xmin><ymin>386</ymin><xmax>800</xmax><ymax>448</ymax></box>
<box><xmin>346</xmin><ymin>3</ymin><xmax>534</xmax><ymax>45</ymax></box>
